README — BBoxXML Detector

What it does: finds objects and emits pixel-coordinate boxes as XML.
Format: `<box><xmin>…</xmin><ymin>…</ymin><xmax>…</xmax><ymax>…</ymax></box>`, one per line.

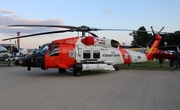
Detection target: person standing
<box><xmin>174</xmin><ymin>52</ymin><xmax>179</xmax><ymax>69</ymax></box>
<box><xmin>159</xmin><ymin>58</ymin><xmax>163</xmax><ymax>68</ymax></box>
<box><xmin>170</xmin><ymin>52</ymin><xmax>175</xmax><ymax>68</ymax></box>
<box><xmin>158</xmin><ymin>50</ymin><xmax>164</xmax><ymax>68</ymax></box>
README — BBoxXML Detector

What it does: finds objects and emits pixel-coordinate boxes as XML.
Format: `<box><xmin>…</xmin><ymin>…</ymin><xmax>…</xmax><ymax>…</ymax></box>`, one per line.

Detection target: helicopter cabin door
<box><xmin>45</xmin><ymin>45</ymin><xmax>60</xmax><ymax>68</ymax></box>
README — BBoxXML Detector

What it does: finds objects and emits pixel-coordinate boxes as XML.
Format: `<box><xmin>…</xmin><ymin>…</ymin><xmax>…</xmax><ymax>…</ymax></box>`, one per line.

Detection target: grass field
<box><xmin>118</xmin><ymin>60</ymin><xmax>180</xmax><ymax>71</ymax></box>
<box><xmin>1</xmin><ymin>60</ymin><xmax>179</xmax><ymax>71</ymax></box>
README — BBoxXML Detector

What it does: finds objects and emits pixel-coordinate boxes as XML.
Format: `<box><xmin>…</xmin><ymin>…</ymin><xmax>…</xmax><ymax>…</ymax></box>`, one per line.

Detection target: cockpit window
<box><xmin>39</xmin><ymin>45</ymin><xmax>49</xmax><ymax>55</ymax></box>
<box><xmin>48</xmin><ymin>46</ymin><xmax>59</xmax><ymax>56</ymax></box>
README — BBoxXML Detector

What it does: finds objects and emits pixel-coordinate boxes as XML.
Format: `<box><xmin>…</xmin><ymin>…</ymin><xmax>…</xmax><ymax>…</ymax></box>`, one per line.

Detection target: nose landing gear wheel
<box><xmin>27</xmin><ymin>67</ymin><xmax>31</xmax><ymax>71</ymax></box>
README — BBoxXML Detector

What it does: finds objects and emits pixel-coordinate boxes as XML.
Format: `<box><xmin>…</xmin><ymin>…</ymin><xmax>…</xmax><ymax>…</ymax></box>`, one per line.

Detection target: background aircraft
<box><xmin>0</xmin><ymin>45</ymin><xmax>14</xmax><ymax>66</ymax></box>
<box><xmin>152</xmin><ymin>45</ymin><xmax>180</xmax><ymax>60</ymax></box>
<box><xmin>0</xmin><ymin>45</ymin><xmax>12</xmax><ymax>60</ymax></box>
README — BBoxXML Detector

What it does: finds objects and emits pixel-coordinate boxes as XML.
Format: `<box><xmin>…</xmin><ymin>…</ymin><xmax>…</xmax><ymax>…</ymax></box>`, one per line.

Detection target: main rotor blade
<box><xmin>2</xmin><ymin>30</ymin><xmax>72</xmax><ymax>41</ymax></box>
<box><xmin>7</xmin><ymin>25</ymin><xmax>156</xmax><ymax>33</ymax></box>
<box><xmin>8</xmin><ymin>25</ymin><xmax>78</xmax><ymax>30</ymax></box>
<box><xmin>88</xmin><ymin>32</ymin><xmax>99</xmax><ymax>37</ymax></box>
<box><xmin>97</xmin><ymin>28</ymin><xmax>153</xmax><ymax>33</ymax></box>
<box><xmin>7</xmin><ymin>25</ymin><xmax>152</xmax><ymax>32</ymax></box>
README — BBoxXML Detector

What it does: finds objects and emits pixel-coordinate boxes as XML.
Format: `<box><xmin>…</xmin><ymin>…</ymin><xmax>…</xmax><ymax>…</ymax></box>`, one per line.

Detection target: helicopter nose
<box><xmin>15</xmin><ymin>58</ymin><xmax>26</xmax><ymax>66</ymax></box>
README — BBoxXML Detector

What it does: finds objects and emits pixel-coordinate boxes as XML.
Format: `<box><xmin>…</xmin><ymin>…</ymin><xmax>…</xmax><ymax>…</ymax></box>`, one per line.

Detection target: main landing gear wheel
<box><xmin>74</xmin><ymin>70</ymin><xmax>83</xmax><ymax>76</ymax></box>
<box><xmin>113</xmin><ymin>65</ymin><xmax>120</xmax><ymax>71</ymax></box>
<box><xmin>73</xmin><ymin>63</ymin><xmax>83</xmax><ymax>76</ymax></box>
<box><xmin>58</xmin><ymin>68</ymin><xmax>66</xmax><ymax>73</ymax></box>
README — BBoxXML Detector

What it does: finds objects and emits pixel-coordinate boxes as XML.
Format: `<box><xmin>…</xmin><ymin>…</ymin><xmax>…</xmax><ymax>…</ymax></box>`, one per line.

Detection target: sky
<box><xmin>0</xmin><ymin>0</ymin><xmax>180</xmax><ymax>48</ymax></box>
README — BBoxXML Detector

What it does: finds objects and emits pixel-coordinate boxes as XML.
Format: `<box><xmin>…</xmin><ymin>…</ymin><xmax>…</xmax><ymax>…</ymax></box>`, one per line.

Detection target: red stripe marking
<box><xmin>119</xmin><ymin>45</ymin><xmax>131</xmax><ymax>64</ymax></box>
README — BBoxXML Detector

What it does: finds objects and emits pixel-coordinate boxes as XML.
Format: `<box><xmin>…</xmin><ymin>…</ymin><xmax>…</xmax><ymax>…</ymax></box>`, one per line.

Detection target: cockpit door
<box><xmin>45</xmin><ymin>45</ymin><xmax>60</xmax><ymax>68</ymax></box>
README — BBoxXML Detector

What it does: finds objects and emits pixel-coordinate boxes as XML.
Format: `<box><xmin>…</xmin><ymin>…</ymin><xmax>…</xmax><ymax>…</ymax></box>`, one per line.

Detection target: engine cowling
<box><xmin>81</xmin><ymin>36</ymin><xmax>119</xmax><ymax>48</ymax></box>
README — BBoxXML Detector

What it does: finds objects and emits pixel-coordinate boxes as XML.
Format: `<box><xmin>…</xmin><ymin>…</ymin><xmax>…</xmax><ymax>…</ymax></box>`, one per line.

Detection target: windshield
<box><xmin>38</xmin><ymin>44</ymin><xmax>50</xmax><ymax>55</ymax></box>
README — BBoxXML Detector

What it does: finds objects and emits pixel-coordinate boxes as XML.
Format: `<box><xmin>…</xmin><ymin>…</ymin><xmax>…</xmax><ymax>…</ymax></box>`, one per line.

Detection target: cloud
<box><xmin>0</xmin><ymin>10</ymin><xmax>64</xmax><ymax>35</ymax></box>
<box><xmin>103</xmin><ymin>10</ymin><xmax>112</xmax><ymax>14</ymax></box>
<box><xmin>0</xmin><ymin>10</ymin><xmax>15</xmax><ymax>14</ymax></box>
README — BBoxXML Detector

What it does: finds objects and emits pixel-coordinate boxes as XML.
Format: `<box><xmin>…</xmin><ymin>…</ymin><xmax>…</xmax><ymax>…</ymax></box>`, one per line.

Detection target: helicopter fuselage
<box><xmin>15</xmin><ymin>36</ymin><xmax>151</xmax><ymax>74</ymax></box>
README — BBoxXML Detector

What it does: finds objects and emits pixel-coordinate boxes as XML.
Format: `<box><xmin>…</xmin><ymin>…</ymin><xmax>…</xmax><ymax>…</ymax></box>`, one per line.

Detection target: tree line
<box><xmin>130</xmin><ymin>26</ymin><xmax>180</xmax><ymax>50</ymax></box>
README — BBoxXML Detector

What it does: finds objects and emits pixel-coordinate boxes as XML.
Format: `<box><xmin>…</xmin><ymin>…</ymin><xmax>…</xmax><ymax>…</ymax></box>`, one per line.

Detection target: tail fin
<box><xmin>146</xmin><ymin>34</ymin><xmax>162</xmax><ymax>60</ymax></box>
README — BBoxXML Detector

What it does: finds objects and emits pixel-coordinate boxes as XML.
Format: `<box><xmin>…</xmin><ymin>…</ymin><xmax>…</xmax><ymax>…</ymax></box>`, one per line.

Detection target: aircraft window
<box><xmin>83</xmin><ymin>50</ymin><xmax>90</xmax><ymax>59</ymax></box>
<box><xmin>48</xmin><ymin>46</ymin><xmax>59</xmax><ymax>56</ymax></box>
<box><xmin>93</xmin><ymin>50</ymin><xmax>100</xmax><ymax>59</ymax></box>
<box><xmin>39</xmin><ymin>45</ymin><xmax>49</xmax><ymax>55</ymax></box>
<box><xmin>111</xmin><ymin>40</ymin><xmax>119</xmax><ymax>48</ymax></box>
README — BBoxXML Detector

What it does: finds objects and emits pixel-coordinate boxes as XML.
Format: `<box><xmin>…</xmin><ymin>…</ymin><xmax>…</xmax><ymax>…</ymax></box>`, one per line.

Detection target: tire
<box><xmin>74</xmin><ymin>70</ymin><xmax>83</xmax><ymax>76</ymax></box>
<box><xmin>113</xmin><ymin>65</ymin><xmax>120</xmax><ymax>71</ymax></box>
<box><xmin>27</xmin><ymin>67</ymin><xmax>31</xmax><ymax>71</ymax></box>
<box><xmin>73</xmin><ymin>63</ymin><xmax>83</xmax><ymax>76</ymax></box>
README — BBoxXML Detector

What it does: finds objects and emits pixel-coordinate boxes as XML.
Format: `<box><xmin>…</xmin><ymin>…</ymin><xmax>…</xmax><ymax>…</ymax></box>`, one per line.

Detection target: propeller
<box><xmin>2</xmin><ymin>25</ymin><xmax>178</xmax><ymax>41</ymax></box>
<box><xmin>8</xmin><ymin>25</ymin><xmax>145</xmax><ymax>32</ymax></box>
<box><xmin>3</xmin><ymin>25</ymin><xmax>143</xmax><ymax>41</ymax></box>
<box><xmin>8</xmin><ymin>25</ymin><xmax>77</xmax><ymax>30</ymax></box>
<box><xmin>2</xmin><ymin>29</ymin><xmax>72</xmax><ymax>41</ymax></box>
<box><xmin>145</xmin><ymin>26</ymin><xmax>165</xmax><ymax>47</ymax></box>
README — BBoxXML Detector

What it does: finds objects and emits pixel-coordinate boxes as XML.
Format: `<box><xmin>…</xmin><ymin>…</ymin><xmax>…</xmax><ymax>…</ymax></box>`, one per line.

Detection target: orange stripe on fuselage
<box><xmin>119</xmin><ymin>45</ymin><xmax>131</xmax><ymax>64</ymax></box>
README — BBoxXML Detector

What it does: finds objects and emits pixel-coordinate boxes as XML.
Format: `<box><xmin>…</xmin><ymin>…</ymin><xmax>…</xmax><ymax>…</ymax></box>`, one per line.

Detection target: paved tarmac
<box><xmin>0</xmin><ymin>66</ymin><xmax>180</xmax><ymax>110</ymax></box>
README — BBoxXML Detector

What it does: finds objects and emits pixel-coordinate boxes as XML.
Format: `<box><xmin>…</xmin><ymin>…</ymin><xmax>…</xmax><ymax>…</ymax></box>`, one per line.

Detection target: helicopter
<box><xmin>2</xmin><ymin>25</ymin><xmax>164</xmax><ymax>76</ymax></box>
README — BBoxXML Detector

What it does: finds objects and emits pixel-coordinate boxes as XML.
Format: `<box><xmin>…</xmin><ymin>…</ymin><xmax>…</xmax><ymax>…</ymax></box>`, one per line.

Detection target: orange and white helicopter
<box><xmin>2</xmin><ymin>25</ymin><xmax>163</xmax><ymax>76</ymax></box>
